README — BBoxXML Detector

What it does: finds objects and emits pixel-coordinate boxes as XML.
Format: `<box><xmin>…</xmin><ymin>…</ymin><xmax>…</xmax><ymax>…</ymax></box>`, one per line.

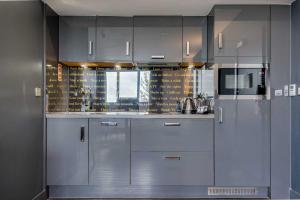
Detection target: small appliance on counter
<box><xmin>177</xmin><ymin>94</ymin><xmax>213</xmax><ymax>114</ymax></box>
<box><xmin>179</xmin><ymin>97</ymin><xmax>197</xmax><ymax>114</ymax></box>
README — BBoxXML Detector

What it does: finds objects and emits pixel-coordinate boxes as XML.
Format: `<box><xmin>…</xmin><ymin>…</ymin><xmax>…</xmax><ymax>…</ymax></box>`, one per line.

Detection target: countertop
<box><xmin>46</xmin><ymin>112</ymin><xmax>215</xmax><ymax>119</ymax></box>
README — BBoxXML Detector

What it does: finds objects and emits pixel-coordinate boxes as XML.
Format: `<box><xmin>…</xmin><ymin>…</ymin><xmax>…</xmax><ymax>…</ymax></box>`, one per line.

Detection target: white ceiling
<box><xmin>43</xmin><ymin>0</ymin><xmax>295</xmax><ymax>16</ymax></box>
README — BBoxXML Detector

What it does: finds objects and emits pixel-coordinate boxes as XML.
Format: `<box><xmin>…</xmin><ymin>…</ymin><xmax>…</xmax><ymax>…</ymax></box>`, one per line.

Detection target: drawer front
<box><xmin>131</xmin><ymin>119</ymin><xmax>213</xmax><ymax>151</ymax></box>
<box><xmin>132</xmin><ymin>152</ymin><xmax>214</xmax><ymax>185</ymax></box>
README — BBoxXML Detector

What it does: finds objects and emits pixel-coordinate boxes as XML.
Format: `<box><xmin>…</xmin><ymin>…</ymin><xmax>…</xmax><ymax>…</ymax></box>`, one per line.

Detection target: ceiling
<box><xmin>43</xmin><ymin>0</ymin><xmax>295</xmax><ymax>16</ymax></box>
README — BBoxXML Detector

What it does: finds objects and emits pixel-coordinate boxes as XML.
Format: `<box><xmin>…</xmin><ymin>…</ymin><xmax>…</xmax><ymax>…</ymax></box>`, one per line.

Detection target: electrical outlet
<box><xmin>284</xmin><ymin>85</ymin><xmax>289</xmax><ymax>96</ymax></box>
<box><xmin>289</xmin><ymin>84</ymin><xmax>297</xmax><ymax>96</ymax></box>
<box><xmin>35</xmin><ymin>87</ymin><xmax>41</xmax><ymax>97</ymax></box>
<box><xmin>275</xmin><ymin>89</ymin><xmax>283</xmax><ymax>97</ymax></box>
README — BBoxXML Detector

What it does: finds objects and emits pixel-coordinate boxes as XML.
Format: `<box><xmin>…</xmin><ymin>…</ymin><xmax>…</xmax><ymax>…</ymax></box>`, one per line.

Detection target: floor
<box><xmin>48</xmin><ymin>199</ymin><xmax>266</xmax><ymax>200</ymax></box>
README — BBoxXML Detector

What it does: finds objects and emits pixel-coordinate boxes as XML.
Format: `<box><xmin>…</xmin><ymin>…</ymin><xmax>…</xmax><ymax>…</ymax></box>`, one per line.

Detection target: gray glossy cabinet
<box><xmin>96</xmin><ymin>17</ymin><xmax>133</xmax><ymax>62</ymax></box>
<box><xmin>47</xmin><ymin>118</ymin><xmax>88</xmax><ymax>185</ymax></box>
<box><xmin>133</xmin><ymin>16</ymin><xmax>182</xmax><ymax>63</ymax></box>
<box><xmin>132</xmin><ymin>151</ymin><xmax>213</xmax><ymax>185</ymax></box>
<box><xmin>183</xmin><ymin>17</ymin><xmax>207</xmax><ymax>63</ymax></box>
<box><xmin>59</xmin><ymin>17</ymin><xmax>96</xmax><ymax>62</ymax></box>
<box><xmin>131</xmin><ymin>118</ymin><xmax>214</xmax><ymax>186</ymax></box>
<box><xmin>89</xmin><ymin>119</ymin><xmax>130</xmax><ymax>185</ymax></box>
<box><xmin>131</xmin><ymin>118</ymin><xmax>213</xmax><ymax>152</ymax></box>
<box><xmin>214</xmin><ymin>5</ymin><xmax>270</xmax><ymax>59</ymax></box>
<box><xmin>215</xmin><ymin>100</ymin><xmax>270</xmax><ymax>186</ymax></box>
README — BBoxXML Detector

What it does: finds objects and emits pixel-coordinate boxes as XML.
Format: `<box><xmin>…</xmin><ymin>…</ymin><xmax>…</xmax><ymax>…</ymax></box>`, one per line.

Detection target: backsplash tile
<box><xmin>46</xmin><ymin>65</ymin><xmax>213</xmax><ymax>113</ymax></box>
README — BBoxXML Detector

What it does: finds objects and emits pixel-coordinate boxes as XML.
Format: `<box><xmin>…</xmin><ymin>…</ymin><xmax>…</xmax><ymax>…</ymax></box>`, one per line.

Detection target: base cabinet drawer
<box><xmin>132</xmin><ymin>152</ymin><xmax>214</xmax><ymax>186</ymax></box>
<box><xmin>131</xmin><ymin>119</ymin><xmax>213</xmax><ymax>151</ymax></box>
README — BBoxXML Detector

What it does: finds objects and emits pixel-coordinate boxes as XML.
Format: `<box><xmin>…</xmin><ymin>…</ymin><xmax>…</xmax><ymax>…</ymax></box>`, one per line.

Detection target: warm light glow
<box><xmin>81</xmin><ymin>65</ymin><xmax>87</xmax><ymax>68</ymax></box>
<box><xmin>115</xmin><ymin>64</ymin><xmax>121</xmax><ymax>70</ymax></box>
<box><xmin>46</xmin><ymin>64</ymin><xmax>52</xmax><ymax>67</ymax></box>
<box><xmin>188</xmin><ymin>64</ymin><xmax>194</xmax><ymax>69</ymax></box>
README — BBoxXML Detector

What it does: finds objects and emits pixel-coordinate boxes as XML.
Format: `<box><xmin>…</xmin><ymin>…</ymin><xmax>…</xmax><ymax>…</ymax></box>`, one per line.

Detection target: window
<box><xmin>105</xmin><ymin>71</ymin><xmax>151</xmax><ymax>103</ymax></box>
<box><xmin>106</xmin><ymin>72</ymin><xmax>117</xmax><ymax>103</ymax></box>
<box><xmin>119</xmin><ymin>72</ymin><xmax>138</xmax><ymax>98</ymax></box>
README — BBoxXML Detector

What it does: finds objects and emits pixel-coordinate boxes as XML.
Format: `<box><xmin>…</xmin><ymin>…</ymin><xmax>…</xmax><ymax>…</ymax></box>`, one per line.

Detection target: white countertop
<box><xmin>46</xmin><ymin>112</ymin><xmax>215</xmax><ymax>119</ymax></box>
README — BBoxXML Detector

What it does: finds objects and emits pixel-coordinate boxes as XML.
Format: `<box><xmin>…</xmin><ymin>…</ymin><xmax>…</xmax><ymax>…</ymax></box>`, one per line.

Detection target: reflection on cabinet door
<box><xmin>96</xmin><ymin>17</ymin><xmax>133</xmax><ymax>62</ymax></box>
<box><xmin>47</xmin><ymin>118</ymin><xmax>89</xmax><ymax>185</ymax></box>
<box><xmin>134</xmin><ymin>16</ymin><xmax>182</xmax><ymax>63</ymax></box>
<box><xmin>89</xmin><ymin>119</ymin><xmax>130</xmax><ymax>185</ymax></box>
<box><xmin>215</xmin><ymin>100</ymin><xmax>270</xmax><ymax>186</ymax></box>
<box><xmin>214</xmin><ymin>5</ymin><xmax>270</xmax><ymax>59</ymax></box>
<box><xmin>59</xmin><ymin>16</ymin><xmax>96</xmax><ymax>62</ymax></box>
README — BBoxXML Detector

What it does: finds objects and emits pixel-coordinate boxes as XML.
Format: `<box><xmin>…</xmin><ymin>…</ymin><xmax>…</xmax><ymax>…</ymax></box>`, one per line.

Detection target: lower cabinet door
<box><xmin>47</xmin><ymin>118</ymin><xmax>89</xmax><ymax>185</ymax></box>
<box><xmin>89</xmin><ymin>119</ymin><xmax>130</xmax><ymax>185</ymax></box>
<box><xmin>132</xmin><ymin>151</ymin><xmax>214</xmax><ymax>186</ymax></box>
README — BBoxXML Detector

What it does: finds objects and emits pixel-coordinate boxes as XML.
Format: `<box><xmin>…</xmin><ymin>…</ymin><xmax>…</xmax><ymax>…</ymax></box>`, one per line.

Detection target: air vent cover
<box><xmin>208</xmin><ymin>187</ymin><xmax>257</xmax><ymax>196</ymax></box>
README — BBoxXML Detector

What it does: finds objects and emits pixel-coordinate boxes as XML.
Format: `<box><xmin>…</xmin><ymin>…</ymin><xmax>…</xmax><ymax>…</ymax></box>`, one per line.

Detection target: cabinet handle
<box><xmin>218</xmin><ymin>107</ymin><xmax>223</xmax><ymax>124</ymax></box>
<box><xmin>126</xmin><ymin>41</ymin><xmax>130</xmax><ymax>56</ymax></box>
<box><xmin>88</xmin><ymin>41</ymin><xmax>93</xmax><ymax>55</ymax></box>
<box><xmin>151</xmin><ymin>55</ymin><xmax>165</xmax><ymax>59</ymax></box>
<box><xmin>164</xmin><ymin>156</ymin><xmax>181</xmax><ymax>160</ymax></box>
<box><xmin>164</xmin><ymin>122</ymin><xmax>181</xmax><ymax>126</ymax></box>
<box><xmin>218</xmin><ymin>33</ymin><xmax>223</xmax><ymax>49</ymax></box>
<box><xmin>100</xmin><ymin>122</ymin><xmax>118</xmax><ymax>126</ymax></box>
<box><xmin>186</xmin><ymin>41</ymin><xmax>190</xmax><ymax>56</ymax></box>
<box><xmin>80</xmin><ymin>126</ymin><xmax>85</xmax><ymax>142</ymax></box>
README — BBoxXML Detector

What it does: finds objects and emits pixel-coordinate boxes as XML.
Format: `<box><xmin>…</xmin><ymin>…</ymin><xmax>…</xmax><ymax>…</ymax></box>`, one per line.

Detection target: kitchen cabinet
<box><xmin>183</xmin><ymin>17</ymin><xmax>207</xmax><ymax>63</ymax></box>
<box><xmin>132</xmin><ymin>151</ymin><xmax>213</xmax><ymax>185</ymax></box>
<box><xmin>96</xmin><ymin>17</ymin><xmax>133</xmax><ymax>62</ymax></box>
<box><xmin>89</xmin><ymin>118</ymin><xmax>130</xmax><ymax>185</ymax></box>
<box><xmin>133</xmin><ymin>16</ymin><xmax>182</xmax><ymax>63</ymax></box>
<box><xmin>213</xmin><ymin>5</ymin><xmax>270</xmax><ymax>60</ymax></box>
<box><xmin>131</xmin><ymin>118</ymin><xmax>213</xmax><ymax>152</ymax></box>
<box><xmin>47</xmin><ymin>118</ymin><xmax>89</xmax><ymax>185</ymax></box>
<box><xmin>214</xmin><ymin>100</ymin><xmax>270</xmax><ymax>186</ymax></box>
<box><xmin>131</xmin><ymin>118</ymin><xmax>214</xmax><ymax>186</ymax></box>
<box><xmin>59</xmin><ymin>16</ymin><xmax>96</xmax><ymax>62</ymax></box>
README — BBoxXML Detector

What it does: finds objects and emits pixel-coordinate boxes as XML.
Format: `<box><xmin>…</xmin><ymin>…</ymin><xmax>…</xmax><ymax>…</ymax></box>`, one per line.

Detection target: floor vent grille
<box><xmin>208</xmin><ymin>187</ymin><xmax>257</xmax><ymax>196</ymax></box>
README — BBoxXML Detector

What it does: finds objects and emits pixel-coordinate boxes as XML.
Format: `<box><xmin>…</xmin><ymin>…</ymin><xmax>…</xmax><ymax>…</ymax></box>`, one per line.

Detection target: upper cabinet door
<box><xmin>214</xmin><ymin>5</ymin><xmax>270</xmax><ymax>59</ymax></box>
<box><xmin>183</xmin><ymin>17</ymin><xmax>207</xmax><ymax>63</ymax></box>
<box><xmin>134</xmin><ymin>16</ymin><xmax>182</xmax><ymax>63</ymax></box>
<box><xmin>59</xmin><ymin>17</ymin><xmax>96</xmax><ymax>62</ymax></box>
<box><xmin>96</xmin><ymin>17</ymin><xmax>133</xmax><ymax>62</ymax></box>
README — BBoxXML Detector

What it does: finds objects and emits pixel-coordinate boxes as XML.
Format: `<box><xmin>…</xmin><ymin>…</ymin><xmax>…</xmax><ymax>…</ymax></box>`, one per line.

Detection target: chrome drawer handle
<box><xmin>218</xmin><ymin>107</ymin><xmax>223</xmax><ymax>124</ymax></box>
<box><xmin>164</xmin><ymin>122</ymin><xmax>181</xmax><ymax>126</ymax></box>
<box><xmin>126</xmin><ymin>41</ymin><xmax>130</xmax><ymax>56</ymax></box>
<box><xmin>164</xmin><ymin>156</ymin><xmax>181</xmax><ymax>160</ymax></box>
<box><xmin>100</xmin><ymin>122</ymin><xmax>118</xmax><ymax>126</ymax></box>
<box><xmin>218</xmin><ymin>32</ymin><xmax>223</xmax><ymax>49</ymax></box>
<box><xmin>151</xmin><ymin>55</ymin><xmax>165</xmax><ymax>59</ymax></box>
<box><xmin>186</xmin><ymin>41</ymin><xmax>190</xmax><ymax>56</ymax></box>
<box><xmin>88</xmin><ymin>41</ymin><xmax>93</xmax><ymax>55</ymax></box>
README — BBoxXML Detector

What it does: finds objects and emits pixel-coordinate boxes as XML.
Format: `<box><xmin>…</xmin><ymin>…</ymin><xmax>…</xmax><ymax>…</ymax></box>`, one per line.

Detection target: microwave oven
<box><xmin>215</xmin><ymin>64</ymin><xmax>270</xmax><ymax>100</ymax></box>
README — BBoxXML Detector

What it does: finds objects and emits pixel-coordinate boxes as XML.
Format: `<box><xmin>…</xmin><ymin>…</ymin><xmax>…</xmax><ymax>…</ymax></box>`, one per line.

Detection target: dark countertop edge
<box><xmin>45</xmin><ymin>112</ymin><xmax>215</xmax><ymax>119</ymax></box>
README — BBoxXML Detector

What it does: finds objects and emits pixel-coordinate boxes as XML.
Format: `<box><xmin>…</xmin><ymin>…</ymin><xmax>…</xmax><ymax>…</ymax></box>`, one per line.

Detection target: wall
<box><xmin>291</xmin><ymin>0</ymin><xmax>300</xmax><ymax>198</ymax></box>
<box><xmin>0</xmin><ymin>1</ymin><xmax>45</xmax><ymax>200</ymax></box>
<box><xmin>270</xmin><ymin>5</ymin><xmax>291</xmax><ymax>199</ymax></box>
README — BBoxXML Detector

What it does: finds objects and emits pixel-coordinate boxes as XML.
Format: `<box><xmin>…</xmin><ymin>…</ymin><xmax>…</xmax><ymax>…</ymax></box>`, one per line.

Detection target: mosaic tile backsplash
<box><xmin>46</xmin><ymin>65</ymin><xmax>214</xmax><ymax>113</ymax></box>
